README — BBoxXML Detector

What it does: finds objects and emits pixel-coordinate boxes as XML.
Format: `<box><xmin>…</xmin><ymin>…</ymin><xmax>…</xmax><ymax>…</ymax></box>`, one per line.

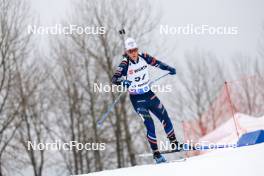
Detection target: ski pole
<box><xmin>97</xmin><ymin>72</ymin><xmax>170</xmax><ymax>126</ymax></box>
<box><xmin>149</xmin><ymin>72</ymin><xmax>170</xmax><ymax>86</ymax></box>
<box><xmin>97</xmin><ymin>29</ymin><xmax>126</xmax><ymax>127</ymax></box>
<box><xmin>97</xmin><ymin>91</ymin><xmax>125</xmax><ymax>126</ymax></box>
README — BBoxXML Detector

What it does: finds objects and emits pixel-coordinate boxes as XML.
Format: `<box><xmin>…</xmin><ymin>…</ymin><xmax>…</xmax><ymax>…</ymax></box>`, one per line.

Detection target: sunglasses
<box><xmin>128</xmin><ymin>48</ymin><xmax>138</xmax><ymax>54</ymax></box>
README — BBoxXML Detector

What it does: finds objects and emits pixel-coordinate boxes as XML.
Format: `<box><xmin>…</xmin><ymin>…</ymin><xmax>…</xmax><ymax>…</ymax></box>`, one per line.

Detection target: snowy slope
<box><xmin>78</xmin><ymin>143</ymin><xmax>264</xmax><ymax>176</ymax></box>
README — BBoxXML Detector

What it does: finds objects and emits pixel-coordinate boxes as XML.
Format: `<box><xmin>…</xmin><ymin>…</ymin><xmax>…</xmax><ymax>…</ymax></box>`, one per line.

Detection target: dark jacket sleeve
<box><xmin>139</xmin><ymin>52</ymin><xmax>173</xmax><ymax>71</ymax></box>
<box><xmin>111</xmin><ymin>56</ymin><xmax>128</xmax><ymax>85</ymax></box>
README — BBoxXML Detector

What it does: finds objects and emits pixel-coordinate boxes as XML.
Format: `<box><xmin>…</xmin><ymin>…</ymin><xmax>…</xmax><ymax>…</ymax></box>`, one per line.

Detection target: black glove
<box><xmin>122</xmin><ymin>80</ymin><xmax>132</xmax><ymax>88</ymax></box>
<box><xmin>167</xmin><ymin>66</ymin><xmax>176</xmax><ymax>75</ymax></box>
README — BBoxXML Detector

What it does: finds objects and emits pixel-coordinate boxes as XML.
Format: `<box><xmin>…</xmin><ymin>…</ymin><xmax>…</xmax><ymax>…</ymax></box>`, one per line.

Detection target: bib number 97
<box><xmin>134</xmin><ymin>74</ymin><xmax>146</xmax><ymax>82</ymax></box>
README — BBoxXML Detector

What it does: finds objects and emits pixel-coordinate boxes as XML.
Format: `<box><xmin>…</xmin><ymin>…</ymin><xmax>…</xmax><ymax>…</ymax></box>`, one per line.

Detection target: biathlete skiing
<box><xmin>112</xmin><ymin>37</ymin><xmax>183</xmax><ymax>164</ymax></box>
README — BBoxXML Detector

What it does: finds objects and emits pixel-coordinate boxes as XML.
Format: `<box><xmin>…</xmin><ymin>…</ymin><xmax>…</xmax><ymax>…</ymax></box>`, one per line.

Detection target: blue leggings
<box><xmin>130</xmin><ymin>90</ymin><xmax>176</xmax><ymax>151</ymax></box>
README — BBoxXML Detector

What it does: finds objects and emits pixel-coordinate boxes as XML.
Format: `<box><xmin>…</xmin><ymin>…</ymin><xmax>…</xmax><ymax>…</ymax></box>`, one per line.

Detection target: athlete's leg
<box><xmin>137</xmin><ymin>107</ymin><xmax>159</xmax><ymax>151</ymax></box>
<box><xmin>148</xmin><ymin>94</ymin><xmax>177</xmax><ymax>142</ymax></box>
<box><xmin>130</xmin><ymin>96</ymin><xmax>159</xmax><ymax>151</ymax></box>
<box><xmin>136</xmin><ymin>106</ymin><xmax>167</xmax><ymax>162</ymax></box>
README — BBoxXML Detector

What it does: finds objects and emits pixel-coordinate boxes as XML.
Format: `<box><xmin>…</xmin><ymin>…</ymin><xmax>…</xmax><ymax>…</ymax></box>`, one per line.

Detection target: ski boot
<box><xmin>153</xmin><ymin>151</ymin><xmax>167</xmax><ymax>164</ymax></box>
<box><xmin>170</xmin><ymin>138</ymin><xmax>196</xmax><ymax>151</ymax></box>
<box><xmin>168</xmin><ymin>135</ymin><xmax>184</xmax><ymax>152</ymax></box>
<box><xmin>171</xmin><ymin>140</ymin><xmax>184</xmax><ymax>151</ymax></box>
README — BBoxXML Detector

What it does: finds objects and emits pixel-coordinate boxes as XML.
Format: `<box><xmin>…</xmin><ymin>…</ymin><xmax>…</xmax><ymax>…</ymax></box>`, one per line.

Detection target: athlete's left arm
<box><xmin>140</xmin><ymin>52</ymin><xmax>176</xmax><ymax>74</ymax></box>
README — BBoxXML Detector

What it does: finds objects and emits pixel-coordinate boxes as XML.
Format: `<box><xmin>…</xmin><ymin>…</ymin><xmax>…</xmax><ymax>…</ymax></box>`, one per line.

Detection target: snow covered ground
<box><xmin>78</xmin><ymin>143</ymin><xmax>264</xmax><ymax>176</ymax></box>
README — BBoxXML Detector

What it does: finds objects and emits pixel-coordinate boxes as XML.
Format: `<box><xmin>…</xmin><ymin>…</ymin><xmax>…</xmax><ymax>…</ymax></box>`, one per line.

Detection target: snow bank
<box><xmin>77</xmin><ymin>143</ymin><xmax>264</xmax><ymax>176</ymax></box>
<box><xmin>199</xmin><ymin>113</ymin><xmax>264</xmax><ymax>144</ymax></box>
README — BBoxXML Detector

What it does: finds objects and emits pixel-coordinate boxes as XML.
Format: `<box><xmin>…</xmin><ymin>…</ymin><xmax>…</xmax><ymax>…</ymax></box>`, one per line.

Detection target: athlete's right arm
<box><xmin>111</xmin><ymin>58</ymin><xmax>128</xmax><ymax>85</ymax></box>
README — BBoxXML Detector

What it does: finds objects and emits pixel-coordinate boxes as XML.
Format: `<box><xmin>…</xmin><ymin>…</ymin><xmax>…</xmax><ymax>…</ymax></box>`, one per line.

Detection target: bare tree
<box><xmin>0</xmin><ymin>0</ymin><xmax>33</xmax><ymax>175</ymax></box>
<box><xmin>228</xmin><ymin>54</ymin><xmax>264</xmax><ymax>117</ymax></box>
<box><xmin>50</xmin><ymin>43</ymin><xmax>93</xmax><ymax>174</ymax></box>
<box><xmin>11</xmin><ymin>57</ymin><xmax>48</xmax><ymax>176</ymax></box>
<box><xmin>71</xmin><ymin>0</ymin><xmax>159</xmax><ymax>167</ymax></box>
<box><xmin>47</xmin><ymin>0</ymin><xmax>161</xmax><ymax>174</ymax></box>
<box><xmin>174</xmin><ymin>50</ymin><xmax>225</xmax><ymax>138</ymax></box>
